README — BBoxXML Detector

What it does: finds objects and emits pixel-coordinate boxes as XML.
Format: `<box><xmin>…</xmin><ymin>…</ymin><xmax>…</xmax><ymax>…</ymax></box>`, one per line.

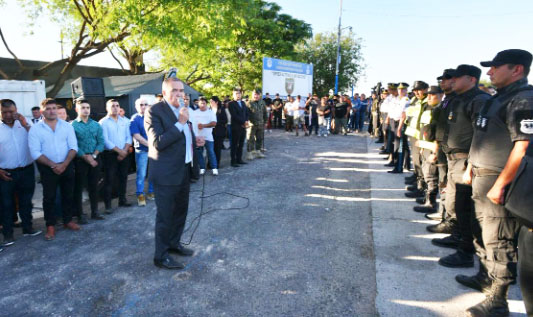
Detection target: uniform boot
<box><xmin>414</xmin><ymin>191</ymin><xmax>437</xmax><ymax>213</ymax></box>
<box><xmin>465</xmin><ymin>284</ymin><xmax>509</xmax><ymax>317</ymax></box>
<box><xmin>456</xmin><ymin>261</ymin><xmax>492</xmax><ymax>294</ymax></box>
<box><xmin>438</xmin><ymin>249</ymin><xmax>474</xmax><ymax>268</ymax></box>
<box><xmin>405</xmin><ymin>178</ymin><xmax>425</xmax><ymax>198</ymax></box>
<box><xmin>427</xmin><ymin>218</ymin><xmax>457</xmax><ymax>234</ymax></box>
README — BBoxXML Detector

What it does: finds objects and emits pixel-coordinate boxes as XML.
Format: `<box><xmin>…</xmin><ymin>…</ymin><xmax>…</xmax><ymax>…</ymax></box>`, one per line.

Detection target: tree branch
<box><xmin>0</xmin><ymin>27</ymin><xmax>25</xmax><ymax>70</ymax></box>
<box><xmin>0</xmin><ymin>67</ymin><xmax>9</xmax><ymax>79</ymax></box>
<box><xmin>108</xmin><ymin>48</ymin><xmax>127</xmax><ymax>73</ymax></box>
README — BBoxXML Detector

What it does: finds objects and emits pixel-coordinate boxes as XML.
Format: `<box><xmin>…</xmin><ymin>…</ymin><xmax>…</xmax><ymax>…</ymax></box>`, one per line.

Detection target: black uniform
<box><xmin>469</xmin><ymin>78</ymin><xmax>533</xmax><ymax>287</ymax></box>
<box><xmin>272</xmin><ymin>97</ymin><xmax>283</xmax><ymax>128</ymax></box>
<box><xmin>441</xmin><ymin>87</ymin><xmax>489</xmax><ymax>256</ymax></box>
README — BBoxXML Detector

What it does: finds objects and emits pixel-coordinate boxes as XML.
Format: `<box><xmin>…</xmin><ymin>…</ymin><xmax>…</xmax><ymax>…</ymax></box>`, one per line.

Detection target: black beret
<box><xmin>437</xmin><ymin>69</ymin><xmax>456</xmax><ymax>80</ymax></box>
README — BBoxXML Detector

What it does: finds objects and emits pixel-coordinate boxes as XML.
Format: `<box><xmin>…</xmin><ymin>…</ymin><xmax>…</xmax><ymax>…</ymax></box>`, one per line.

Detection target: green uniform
<box><xmin>246</xmin><ymin>99</ymin><xmax>267</xmax><ymax>152</ymax></box>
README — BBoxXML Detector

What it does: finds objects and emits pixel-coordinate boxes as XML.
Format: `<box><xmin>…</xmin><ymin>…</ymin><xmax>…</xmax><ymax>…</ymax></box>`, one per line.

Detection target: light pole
<box><xmin>334</xmin><ymin>0</ymin><xmax>352</xmax><ymax>95</ymax></box>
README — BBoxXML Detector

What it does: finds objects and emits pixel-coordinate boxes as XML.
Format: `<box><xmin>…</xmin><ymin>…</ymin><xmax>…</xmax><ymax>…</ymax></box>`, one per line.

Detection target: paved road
<box><xmin>0</xmin><ymin>130</ymin><xmax>377</xmax><ymax>316</ymax></box>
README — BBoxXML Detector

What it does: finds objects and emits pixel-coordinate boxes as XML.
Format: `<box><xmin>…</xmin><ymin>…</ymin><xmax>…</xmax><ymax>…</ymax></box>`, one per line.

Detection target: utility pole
<box><xmin>334</xmin><ymin>0</ymin><xmax>343</xmax><ymax>94</ymax></box>
<box><xmin>59</xmin><ymin>30</ymin><xmax>64</xmax><ymax>59</ymax></box>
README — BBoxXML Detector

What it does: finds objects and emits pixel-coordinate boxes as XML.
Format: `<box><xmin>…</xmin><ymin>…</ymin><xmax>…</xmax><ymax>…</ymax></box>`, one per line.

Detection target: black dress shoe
<box><xmin>384</xmin><ymin>162</ymin><xmax>395</xmax><ymax>167</ymax></box>
<box><xmin>388</xmin><ymin>169</ymin><xmax>403</xmax><ymax>174</ymax></box>
<box><xmin>119</xmin><ymin>201</ymin><xmax>132</xmax><ymax>207</ymax></box>
<box><xmin>153</xmin><ymin>257</ymin><xmax>185</xmax><ymax>270</ymax></box>
<box><xmin>169</xmin><ymin>244</ymin><xmax>194</xmax><ymax>256</ymax></box>
<box><xmin>231</xmin><ymin>163</ymin><xmax>240</xmax><ymax>167</ymax></box>
<box><xmin>236</xmin><ymin>161</ymin><xmax>248</xmax><ymax>165</ymax></box>
<box><xmin>432</xmin><ymin>233</ymin><xmax>461</xmax><ymax>249</ymax></box>
<box><xmin>438</xmin><ymin>250</ymin><xmax>474</xmax><ymax>268</ymax></box>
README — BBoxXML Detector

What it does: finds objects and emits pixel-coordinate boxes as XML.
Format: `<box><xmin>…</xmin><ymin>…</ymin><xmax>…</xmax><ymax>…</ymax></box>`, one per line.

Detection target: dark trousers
<box><xmin>273</xmin><ymin>110</ymin><xmax>282</xmax><ymax>128</ymax></box>
<box><xmin>230</xmin><ymin>125</ymin><xmax>245</xmax><ymax>164</ymax></box>
<box><xmin>472</xmin><ymin>171</ymin><xmax>520</xmax><ymax>286</ymax></box>
<box><xmin>309</xmin><ymin>117</ymin><xmax>319</xmax><ymax>135</ymax></box>
<box><xmin>74</xmin><ymin>157</ymin><xmax>101</xmax><ymax>217</ymax></box>
<box><xmin>214</xmin><ymin>134</ymin><xmax>225</xmax><ymax>168</ymax></box>
<box><xmin>102</xmin><ymin>151</ymin><xmax>130</xmax><ymax>208</ymax></box>
<box><xmin>0</xmin><ymin>165</ymin><xmax>35</xmax><ymax>238</ymax></box>
<box><xmin>154</xmin><ymin>165</ymin><xmax>190</xmax><ymax>260</ymax></box>
<box><xmin>518</xmin><ymin>226</ymin><xmax>533</xmax><ymax>315</ymax></box>
<box><xmin>445</xmin><ymin>158</ymin><xmax>476</xmax><ymax>253</ymax></box>
<box><xmin>38</xmin><ymin>162</ymin><xmax>75</xmax><ymax>227</ymax></box>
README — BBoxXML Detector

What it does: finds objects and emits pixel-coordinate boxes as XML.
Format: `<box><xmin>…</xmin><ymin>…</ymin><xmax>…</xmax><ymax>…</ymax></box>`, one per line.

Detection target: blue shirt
<box><xmin>166</xmin><ymin>100</ymin><xmax>193</xmax><ymax>164</ymax></box>
<box><xmin>28</xmin><ymin>119</ymin><xmax>78</xmax><ymax>163</ymax></box>
<box><xmin>129</xmin><ymin>113</ymin><xmax>148</xmax><ymax>152</ymax></box>
<box><xmin>99</xmin><ymin>115</ymin><xmax>132</xmax><ymax>151</ymax></box>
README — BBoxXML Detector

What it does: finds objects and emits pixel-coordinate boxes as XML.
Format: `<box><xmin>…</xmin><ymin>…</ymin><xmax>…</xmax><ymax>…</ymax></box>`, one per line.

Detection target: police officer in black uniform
<box><xmin>424</xmin><ymin>69</ymin><xmax>456</xmax><ymax>221</ymax></box>
<box><xmin>459</xmin><ymin>49</ymin><xmax>533</xmax><ymax>317</ymax></box>
<box><xmin>432</xmin><ymin>65</ymin><xmax>490</xmax><ymax>269</ymax></box>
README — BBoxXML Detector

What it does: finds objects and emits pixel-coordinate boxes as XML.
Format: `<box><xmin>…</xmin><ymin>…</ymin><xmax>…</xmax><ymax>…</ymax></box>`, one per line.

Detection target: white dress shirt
<box><xmin>0</xmin><ymin>120</ymin><xmax>33</xmax><ymax>169</ymax></box>
<box><xmin>99</xmin><ymin>115</ymin><xmax>132</xmax><ymax>150</ymax></box>
<box><xmin>389</xmin><ymin>96</ymin><xmax>410</xmax><ymax>121</ymax></box>
<box><xmin>167</xmin><ymin>101</ymin><xmax>193</xmax><ymax>164</ymax></box>
<box><xmin>28</xmin><ymin>119</ymin><xmax>78</xmax><ymax>163</ymax></box>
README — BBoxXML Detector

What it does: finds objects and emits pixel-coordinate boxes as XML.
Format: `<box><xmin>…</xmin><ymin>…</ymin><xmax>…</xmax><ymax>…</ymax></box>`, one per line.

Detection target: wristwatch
<box><xmin>92</xmin><ymin>154</ymin><xmax>98</xmax><ymax>159</ymax></box>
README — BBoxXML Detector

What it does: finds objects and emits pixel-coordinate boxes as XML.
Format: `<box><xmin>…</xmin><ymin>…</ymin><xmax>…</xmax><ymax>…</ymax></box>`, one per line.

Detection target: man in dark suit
<box><xmin>228</xmin><ymin>88</ymin><xmax>250</xmax><ymax>167</ymax></box>
<box><xmin>144</xmin><ymin>77</ymin><xmax>205</xmax><ymax>270</ymax></box>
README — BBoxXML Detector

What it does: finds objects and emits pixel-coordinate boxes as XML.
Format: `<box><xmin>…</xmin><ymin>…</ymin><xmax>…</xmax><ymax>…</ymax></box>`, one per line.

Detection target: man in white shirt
<box><xmin>0</xmin><ymin>99</ymin><xmax>42</xmax><ymax>247</ymax></box>
<box><xmin>386</xmin><ymin>83</ymin><xmax>410</xmax><ymax>173</ymax></box>
<box><xmin>294</xmin><ymin>95</ymin><xmax>309</xmax><ymax>136</ymax></box>
<box><xmin>190</xmin><ymin>97</ymin><xmax>218</xmax><ymax>175</ymax></box>
<box><xmin>28</xmin><ymin>98</ymin><xmax>80</xmax><ymax>241</ymax></box>
<box><xmin>99</xmin><ymin>99</ymin><xmax>133</xmax><ymax>213</ymax></box>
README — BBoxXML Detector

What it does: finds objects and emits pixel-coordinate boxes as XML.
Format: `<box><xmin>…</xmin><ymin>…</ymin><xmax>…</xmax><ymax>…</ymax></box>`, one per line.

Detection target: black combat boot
<box><xmin>414</xmin><ymin>191</ymin><xmax>437</xmax><ymax>212</ymax></box>
<box><xmin>427</xmin><ymin>218</ymin><xmax>456</xmax><ymax>234</ymax></box>
<box><xmin>465</xmin><ymin>284</ymin><xmax>510</xmax><ymax>317</ymax></box>
<box><xmin>438</xmin><ymin>250</ymin><xmax>474</xmax><ymax>268</ymax></box>
<box><xmin>406</xmin><ymin>184</ymin><xmax>417</xmax><ymax>191</ymax></box>
<box><xmin>405</xmin><ymin>179</ymin><xmax>425</xmax><ymax>198</ymax></box>
<box><xmin>432</xmin><ymin>232</ymin><xmax>461</xmax><ymax>249</ymax></box>
<box><xmin>456</xmin><ymin>262</ymin><xmax>492</xmax><ymax>294</ymax></box>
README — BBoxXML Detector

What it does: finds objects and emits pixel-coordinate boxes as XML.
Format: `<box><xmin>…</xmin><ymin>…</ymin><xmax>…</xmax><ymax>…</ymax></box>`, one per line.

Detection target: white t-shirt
<box><xmin>289</xmin><ymin>101</ymin><xmax>301</xmax><ymax>118</ymax></box>
<box><xmin>190</xmin><ymin>108</ymin><xmax>217</xmax><ymax>142</ymax></box>
<box><xmin>389</xmin><ymin>96</ymin><xmax>409</xmax><ymax>121</ymax></box>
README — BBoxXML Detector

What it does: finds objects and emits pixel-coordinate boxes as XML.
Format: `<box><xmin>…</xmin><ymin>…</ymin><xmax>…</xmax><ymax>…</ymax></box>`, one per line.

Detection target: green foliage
<box><xmin>296</xmin><ymin>31</ymin><xmax>364</xmax><ymax>96</ymax></box>
<box><xmin>157</xmin><ymin>0</ymin><xmax>312</xmax><ymax>96</ymax></box>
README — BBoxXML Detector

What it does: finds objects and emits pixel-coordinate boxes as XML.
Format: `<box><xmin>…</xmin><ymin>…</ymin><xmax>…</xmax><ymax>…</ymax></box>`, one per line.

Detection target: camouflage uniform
<box><xmin>246</xmin><ymin>99</ymin><xmax>267</xmax><ymax>155</ymax></box>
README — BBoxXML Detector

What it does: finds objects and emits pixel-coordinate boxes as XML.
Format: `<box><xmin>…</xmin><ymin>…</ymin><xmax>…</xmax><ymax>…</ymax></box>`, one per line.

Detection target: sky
<box><xmin>2</xmin><ymin>0</ymin><xmax>533</xmax><ymax>94</ymax></box>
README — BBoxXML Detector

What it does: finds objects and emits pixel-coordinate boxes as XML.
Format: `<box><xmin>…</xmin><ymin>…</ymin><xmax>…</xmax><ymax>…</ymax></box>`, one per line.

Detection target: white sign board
<box><xmin>262</xmin><ymin>57</ymin><xmax>313</xmax><ymax>99</ymax></box>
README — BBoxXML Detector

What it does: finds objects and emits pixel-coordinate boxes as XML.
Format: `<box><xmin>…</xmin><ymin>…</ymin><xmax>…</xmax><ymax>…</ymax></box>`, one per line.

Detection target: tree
<box><xmin>3</xmin><ymin>0</ymin><xmax>247</xmax><ymax>96</ymax></box>
<box><xmin>297</xmin><ymin>31</ymin><xmax>364</xmax><ymax>96</ymax></box>
<box><xmin>157</xmin><ymin>0</ymin><xmax>312</xmax><ymax>96</ymax></box>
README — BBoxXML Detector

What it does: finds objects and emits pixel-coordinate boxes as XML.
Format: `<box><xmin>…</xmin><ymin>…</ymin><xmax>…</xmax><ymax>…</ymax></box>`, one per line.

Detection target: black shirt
<box><xmin>335</xmin><ymin>102</ymin><xmax>349</xmax><ymax>118</ymax></box>
<box><xmin>263</xmin><ymin>97</ymin><xmax>272</xmax><ymax>106</ymax></box>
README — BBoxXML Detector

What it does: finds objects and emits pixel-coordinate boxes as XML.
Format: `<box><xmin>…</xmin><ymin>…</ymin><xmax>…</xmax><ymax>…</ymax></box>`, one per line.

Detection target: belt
<box><xmin>446</xmin><ymin>152</ymin><xmax>469</xmax><ymax>160</ymax></box>
<box><xmin>3</xmin><ymin>164</ymin><xmax>33</xmax><ymax>173</ymax></box>
<box><xmin>472</xmin><ymin>166</ymin><xmax>499</xmax><ymax>176</ymax></box>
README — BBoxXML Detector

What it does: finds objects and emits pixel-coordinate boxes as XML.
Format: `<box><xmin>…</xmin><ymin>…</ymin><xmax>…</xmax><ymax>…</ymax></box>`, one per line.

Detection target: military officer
<box><xmin>460</xmin><ymin>49</ymin><xmax>533</xmax><ymax>317</ymax></box>
<box><xmin>246</xmin><ymin>88</ymin><xmax>268</xmax><ymax>160</ymax></box>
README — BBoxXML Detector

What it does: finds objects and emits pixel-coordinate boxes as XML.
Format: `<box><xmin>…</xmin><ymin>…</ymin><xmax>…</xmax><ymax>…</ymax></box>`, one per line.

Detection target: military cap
<box><xmin>427</xmin><ymin>85</ymin><xmax>443</xmax><ymax>94</ymax></box>
<box><xmin>412</xmin><ymin>81</ymin><xmax>429</xmax><ymax>90</ymax></box>
<box><xmin>397</xmin><ymin>82</ymin><xmax>409</xmax><ymax>89</ymax></box>
<box><xmin>481</xmin><ymin>49</ymin><xmax>533</xmax><ymax>68</ymax></box>
<box><xmin>382</xmin><ymin>89</ymin><xmax>389</xmax><ymax>94</ymax></box>
<box><xmin>452</xmin><ymin>64</ymin><xmax>481</xmax><ymax>80</ymax></box>
<box><xmin>437</xmin><ymin>69</ymin><xmax>456</xmax><ymax>80</ymax></box>
<box><xmin>387</xmin><ymin>83</ymin><xmax>398</xmax><ymax>89</ymax></box>
<box><xmin>253</xmin><ymin>88</ymin><xmax>262</xmax><ymax>94</ymax></box>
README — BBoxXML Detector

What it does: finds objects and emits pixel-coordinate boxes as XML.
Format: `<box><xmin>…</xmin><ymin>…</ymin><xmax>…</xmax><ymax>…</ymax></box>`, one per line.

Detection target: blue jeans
<box><xmin>197</xmin><ymin>140</ymin><xmax>218</xmax><ymax>169</ymax></box>
<box><xmin>356</xmin><ymin>110</ymin><xmax>366</xmax><ymax>131</ymax></box>
<box><xmin>135</xmin><ymin>151</ymin><xmax>153</xmax><ymax>195</ymax></box>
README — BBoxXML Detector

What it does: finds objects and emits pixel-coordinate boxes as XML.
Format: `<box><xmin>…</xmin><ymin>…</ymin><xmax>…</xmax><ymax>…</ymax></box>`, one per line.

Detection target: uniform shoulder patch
<box><xmin>520</xmin><ymin>119</ymin><xmax>533</xmax><ymax>134</ymax></box>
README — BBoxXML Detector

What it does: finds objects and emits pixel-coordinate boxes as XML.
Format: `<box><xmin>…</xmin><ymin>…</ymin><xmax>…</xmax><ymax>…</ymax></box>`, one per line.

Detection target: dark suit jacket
<box><xmin>228</xmin><ymin>100</ymin><xmax>249</xmax><ymax>126</ymax></box>
<box><xmin>144</xmin><ymin>101</ymin><xmax>196</xmax><ymax>186</ymax></box>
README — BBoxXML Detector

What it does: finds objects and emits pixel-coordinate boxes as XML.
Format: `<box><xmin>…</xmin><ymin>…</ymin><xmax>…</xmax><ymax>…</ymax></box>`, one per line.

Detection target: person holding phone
<box><xmin>0</xmin><ymin>99</ymin><xmax>42</xmax><ymax>247</ymax></box>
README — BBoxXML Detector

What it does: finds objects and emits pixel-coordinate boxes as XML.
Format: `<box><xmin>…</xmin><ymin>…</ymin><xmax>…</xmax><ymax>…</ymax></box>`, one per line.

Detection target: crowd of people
<box><xmin>368</xmin><ymin>49</ymin><xmax>533</xmax><ymax>317</ymax></box>
<box><xmin>1</xmin><ymin>48</ymin><xmax>532</xmax><ymax>315</ymax></box>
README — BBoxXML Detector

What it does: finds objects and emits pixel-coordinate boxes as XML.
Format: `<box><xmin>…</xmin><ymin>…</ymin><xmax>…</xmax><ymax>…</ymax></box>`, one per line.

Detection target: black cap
<box><xmin>387</xmin><ymin>83</ymin><xmax>398</xmax><ymax>89</ymax></box>
<box><xmin>427</xmin><ymin>85</ymin><xmax>443</xmax><ymax>94</ymax></box>
<box><xmin>452</xmin><ymin>64</ymin><xmax>481</xmax><ymax>80</ymax></box>
<box><xmin>437</xmin><ymin>69</ymin><xmax>455</xmax><ymax>80</ymax></box>
<box><xmin>480</xmin><ymin>49</ymin><xmax>533</xmax><ymax>68</ymax></box>
<box><xmin>412</xmin><ymin>81</ymin><xmax>429</xmax><ymax>90</ymax></box>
